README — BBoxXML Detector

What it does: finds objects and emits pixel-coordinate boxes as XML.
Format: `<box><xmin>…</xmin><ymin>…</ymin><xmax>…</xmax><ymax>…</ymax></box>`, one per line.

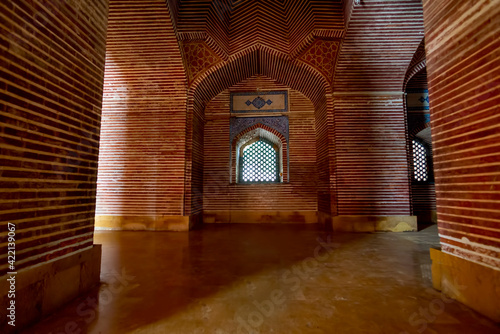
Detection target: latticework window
<box><xmin>412</xmin><ymin>140</ymin><xmax>428</xmax><ymax>182</ymax></box>
<box><xmin>240</xmin><ymin>139</ymin><xmax>278</xmax><ymax>183</ymax></box>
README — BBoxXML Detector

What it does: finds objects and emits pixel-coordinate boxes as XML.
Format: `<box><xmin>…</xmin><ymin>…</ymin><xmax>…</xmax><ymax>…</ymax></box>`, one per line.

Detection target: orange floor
<box><xmin>24</xmin><ymin>224</ymin><xmax>500</xmax><ymax>333</ymax></box>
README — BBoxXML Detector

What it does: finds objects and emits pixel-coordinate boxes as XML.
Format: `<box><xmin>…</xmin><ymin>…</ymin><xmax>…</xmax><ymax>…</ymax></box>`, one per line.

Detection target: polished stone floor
<box><xmin>24</xmin><ymin>224</ymin><xmax>500</xmax><ymax>334</ymax></box>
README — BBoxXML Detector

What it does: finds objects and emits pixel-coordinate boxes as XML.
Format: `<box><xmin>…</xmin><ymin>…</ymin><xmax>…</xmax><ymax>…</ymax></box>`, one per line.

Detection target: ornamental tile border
<box><xmin>230</xmin><ymin>116</ymin><xmax>289</xmax><ymax>143</ymax></box>
<box><xmin>230</xmin><ymin>91</ymin><xmax>288</xmax><ymax>113</ymax></box>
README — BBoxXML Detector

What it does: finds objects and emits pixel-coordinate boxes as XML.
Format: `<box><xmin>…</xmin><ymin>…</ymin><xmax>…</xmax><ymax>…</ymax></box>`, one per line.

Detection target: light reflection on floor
<box><xmin>23</xmin><ymin>224</ymin><xmax>500</xmax><ymax>334</ymax></box>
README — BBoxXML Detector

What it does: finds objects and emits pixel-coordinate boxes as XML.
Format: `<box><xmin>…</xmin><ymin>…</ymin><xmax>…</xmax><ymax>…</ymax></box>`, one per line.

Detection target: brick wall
<box><xmin>0</xmin><ymin>0</ymin><xmax>108</xmax><ymax>276</ymax></box>
<box><xmin>315</xmin><ymin>95</ymin><xmax>337</xmax><ymax>217</ymax></box>
<box><xmin>334</xmin><ymin>96</ymin><xmax>411</xmax><ymax>215</ymax></box>
<box><xmin>423</xmin><ymin>0</ymin><xmax>500</xmax><ymax>269</ymax></box>
<box><xmin>96</xmin><ymin>0</ymin><xmax>188</xmax><ymax>220</ymax></box>
<box><xmin>203</xmin><ymin>76</ymin><xmax>318</xmax><ymax>217</ymax></box>
<box><xmin>333</xmin><ymin>0</ymin><xmax>423</xmax><ymax>218</ymax></box>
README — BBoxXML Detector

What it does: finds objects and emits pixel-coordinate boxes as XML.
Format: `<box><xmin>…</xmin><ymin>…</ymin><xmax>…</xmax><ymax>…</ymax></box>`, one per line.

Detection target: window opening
<box><xmin>239</xmin><ymin>139</ymin><xmax>278</xmax><ymax>183</ymax></box>
<box><xmin>412</xmin><ymin>139</ymin><xmax>428</xmax><ymax>182</ymax></box>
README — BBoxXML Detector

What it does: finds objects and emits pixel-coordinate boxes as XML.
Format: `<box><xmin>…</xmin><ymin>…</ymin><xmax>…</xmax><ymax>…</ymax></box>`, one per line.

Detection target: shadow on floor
<box><xmin>23</xmin><ymin>224</ymin><xmax>500</xmax><ymax>334</ymax></box>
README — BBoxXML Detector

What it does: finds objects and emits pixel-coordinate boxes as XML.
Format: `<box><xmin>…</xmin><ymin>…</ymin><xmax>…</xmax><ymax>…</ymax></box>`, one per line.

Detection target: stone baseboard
<box><xmin>203</xmin><ymin>210</ymin><xmax>318</xmax><ymax>224</ymax></box>
<box><xmin>332</xmin><ymin>215</ymin><xmax>417</xmax><ymax>232</ymax></box>
<box><xmin>95</xmin><ymin>215</ymin><xmax>192</xmax><ymax>231</ymax></box>
<box><xmin>430</xmin><ymin>248</ymin><xmax>500</xmax><ymax>322</ymax></box>
<box><xmin>0</xmin><ymin>245</ymin><xmax>102</xmax><ymax>333</ymax></box>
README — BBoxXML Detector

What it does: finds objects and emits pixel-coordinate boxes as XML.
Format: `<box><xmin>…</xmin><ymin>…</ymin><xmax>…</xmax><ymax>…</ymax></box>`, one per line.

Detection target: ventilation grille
<box><xmin>241</xmin><ymin>140</ymin><xmax>278</xmax><ymax>182</ymax></box>
<box><xmin>413</xmin><ymin>140</ymin><xmax>428</xmax><ymax>182</ymax></box>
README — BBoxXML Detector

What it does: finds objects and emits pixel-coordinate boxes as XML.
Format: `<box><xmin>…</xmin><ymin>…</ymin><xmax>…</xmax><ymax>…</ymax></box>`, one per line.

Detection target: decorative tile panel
<box><xmin>407</xmin><ymin>89</ymin><xmax>430</xmax><ymax>111</ymax></box>
<box><xmin>182</xmin><ymin>40</ymin><xmax>222</xmax><ymax>85</ymax></box>
<box><xmin>299</xmin><ymin>39</ymin><xmax>339</xmax><ymax>82</ymax></box>
<box><xmin>231</xmin><ymin>91</ymin><xmax>288</xmax><ymax>113</ymax></box>
<box><xmin>230</xmin><ymin>116</ymin><xmax>289</xmax><ymax>143</ymax></box>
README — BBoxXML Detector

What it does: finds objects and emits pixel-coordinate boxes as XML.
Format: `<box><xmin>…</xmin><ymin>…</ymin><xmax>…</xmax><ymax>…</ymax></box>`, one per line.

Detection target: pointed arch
<box><xmin>231</xmin><ymin>123</ymin><xmax>288</xmax><ymax>184</ymax></box>
<box><xmin>190</xmin><ymin>45</ymin><xmax>331</xmax><ymax>107</ymax></box>
<box><xmin>404</xmin><ymin>38</ymin><xmax>427</xmax><ymax>91</ymax></box>
<box><xmin>183</xmin><ymin>46</ymin><xmax>337</xmax><ymax>220</ymax></box>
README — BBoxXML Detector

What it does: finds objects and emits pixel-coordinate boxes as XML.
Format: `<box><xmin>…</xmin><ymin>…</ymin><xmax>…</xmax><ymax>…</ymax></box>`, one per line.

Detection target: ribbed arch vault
<box><xmin>191</xmin><ymin>46</ymin><xmax>331</xmax><ymax>110</ymax></box>
<box><xmin>168</xmin><ymin>0</ymin><xmax>344</xmax><ymax>58</ymax></box>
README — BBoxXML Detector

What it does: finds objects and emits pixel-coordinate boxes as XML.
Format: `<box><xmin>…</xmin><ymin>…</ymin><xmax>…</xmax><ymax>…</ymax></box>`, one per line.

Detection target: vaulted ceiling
<box><xmin>165</xmin><ymin>0</ymin><xmax>425</xmax><ymax>94</ymax></box>
<box><xmin>168</xmin><ymin>0</ymin><xmax>344</xmax><ymax>58</ymax></box>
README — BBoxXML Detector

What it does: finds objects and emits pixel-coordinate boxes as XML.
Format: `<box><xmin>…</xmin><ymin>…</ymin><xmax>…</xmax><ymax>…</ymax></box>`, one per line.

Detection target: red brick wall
<box><xmin>423</xmin><ymin>0</ymin><xmax>500</xmax><ymax>269</ymax></box>
<box><xmin>315</xmin><ymin>95</ymin><xmax>337</xmax><ymax>217</ymax></box>
<box><xmin>96</xmin><ymin>0</ymin><xmax>188</xmax><ymax>218</ymax></box>
<box><xmin>333</xmin><ymin>0</ymin><xmax>423</xmax><ymax>217</ymax></box>
<box><xmin>335</xmin><ymin>0</ymin><xmax>424</xmax><ymax>92</ymax></box>
<box><xmin>187</xmin><ymin>96</ymin><xmax>204</xmax><ymax>216</ymax></box>
<box><xmin>334</xmin><ymin>95</ymin><xmax>411</xmax><ymax>215</ymax></box>
<box><xmin>203</xmin><ymin>76</ymin><xmax>318</xmax><ymax>213</ymax></box>
<box><xmin>0</xmin><ymin>0</ymin><xmax>108</xmax><ymax>275</ymax></box>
